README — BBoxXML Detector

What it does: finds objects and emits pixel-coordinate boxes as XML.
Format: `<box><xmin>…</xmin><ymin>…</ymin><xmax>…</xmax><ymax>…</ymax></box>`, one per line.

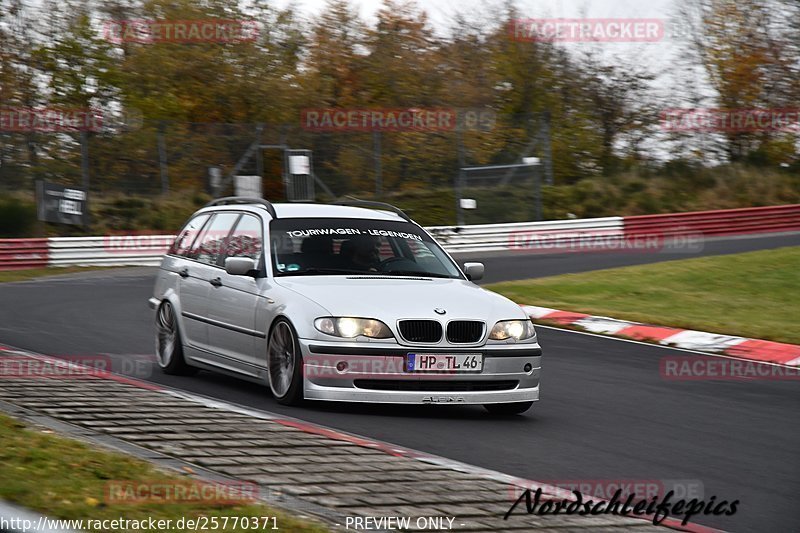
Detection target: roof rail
<box><xmin>205</xmin><ymin>197</ymin><xmax>277</xmax><ymax>219</ymax></box>
<box><xmin>334</xmin><ymin>198</ymin><xmax>412</xmax><ymax>222</ymax></box>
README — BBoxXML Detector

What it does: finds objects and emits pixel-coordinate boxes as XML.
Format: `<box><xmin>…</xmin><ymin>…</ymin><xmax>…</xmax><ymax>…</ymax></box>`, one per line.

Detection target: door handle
<box><xmin>209</xmin><ymin>277</ymin><xmax>222</xmax><ymax>287</ymax></box>
<box><xmin>178</xmin><ymin>267</ymin><xmax>189</xmax><ymax>278</ymax></box>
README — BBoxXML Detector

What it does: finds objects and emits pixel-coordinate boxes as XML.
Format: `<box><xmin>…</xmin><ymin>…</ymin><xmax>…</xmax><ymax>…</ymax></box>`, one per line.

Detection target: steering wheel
<box><xmin>378</xmin><ymin>256</ymin><xmax>415</xmax><ymax>272</ymax></box>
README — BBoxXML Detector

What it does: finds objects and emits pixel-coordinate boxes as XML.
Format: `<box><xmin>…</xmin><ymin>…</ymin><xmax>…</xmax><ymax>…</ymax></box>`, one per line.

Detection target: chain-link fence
<box><xmin>0</xmin><ymin>112</ymin><xmax>554</xmax><ymax>228</ymax></box>
<box><xmin>456</xmin><ymin>162</ymin><xmax>543</xmax><ymax>225</ymax></box>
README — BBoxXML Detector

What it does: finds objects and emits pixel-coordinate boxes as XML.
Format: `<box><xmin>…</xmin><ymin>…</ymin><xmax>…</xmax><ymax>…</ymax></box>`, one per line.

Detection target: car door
<box><xmin>181</xmin><ymin>211</ymin><xmax>240</xmax><ymax>356</ymax></box>
<box><xmin>168</xmin><ymin>213</ymin><xmax>211</xmax><ymax>350</ymax></box>
<box><xmin>206</xmin><ymin>212</ymin><xmax>266</xmax><ymax>377</ymax></box>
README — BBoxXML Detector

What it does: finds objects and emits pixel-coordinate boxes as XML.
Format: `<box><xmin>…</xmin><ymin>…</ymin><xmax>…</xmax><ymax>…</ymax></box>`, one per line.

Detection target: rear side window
<box><xmin>224</xmin><ymin>214</ymin><xmax>263</xmax><ymax>261</ymax></box>
<box><xmin>186</xmin><ymin>212</ymin><xmax>240</xmax><ymax>266</ymax></box>
<box><xmin>169</xmin><ymin>213</ymin><xmax>210</xmax><ymax>256</ymax></box>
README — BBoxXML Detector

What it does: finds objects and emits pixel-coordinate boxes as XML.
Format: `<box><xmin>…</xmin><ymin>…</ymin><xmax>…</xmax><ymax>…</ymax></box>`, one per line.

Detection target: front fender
<box><xmin>258</xmin><ymin>284</ymin><xmax>332</xmax><ymax>340</ymax></box>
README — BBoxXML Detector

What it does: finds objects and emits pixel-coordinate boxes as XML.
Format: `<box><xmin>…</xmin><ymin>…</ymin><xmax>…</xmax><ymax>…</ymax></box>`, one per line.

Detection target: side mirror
<box><xmin>225</xmin><ymin>256</ymin><xmax>257</xmax><ymax>277</ymax></box>
<box><xmin>463</xmin><ymin>262</ymin><xmax>484</xmax><ymax>281</ymax></box>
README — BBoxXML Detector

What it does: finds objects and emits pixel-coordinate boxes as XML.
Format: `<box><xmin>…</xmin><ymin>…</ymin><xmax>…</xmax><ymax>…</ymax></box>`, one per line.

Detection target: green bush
<box><xmin>0</xmin><ymin>197</ymin><xmax>37</xmax><ymax>237</ymax></box>
<box><xmin>5</xmin><ymin>163</ymin><xmax>797</xmax><ymax>235</ymax></box>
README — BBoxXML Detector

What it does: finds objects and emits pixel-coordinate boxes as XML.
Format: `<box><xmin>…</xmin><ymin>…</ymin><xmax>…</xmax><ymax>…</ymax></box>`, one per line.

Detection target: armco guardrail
<box><xmin>0</xmin><ymin>238</ymin><xmax>49</xmax><ymax>270</ymax></box>
<box><xmin>0</xmin><ymin>205</ymin><xmax>797</xmax><ymax>270</ymax></box>
<box><xmin>427</xmin><ymin>217</ymin><xmax>624</xmax><ymax>253</ymax></box>
<box><xmin>48</xmin><ymin>235</ymin><xmax>174</xmax><ymax>267</ymax></box>
<box><xmin>623</xmin><ymin>204</ymin><xmax>800</xmax><ymax>237</ymax></box>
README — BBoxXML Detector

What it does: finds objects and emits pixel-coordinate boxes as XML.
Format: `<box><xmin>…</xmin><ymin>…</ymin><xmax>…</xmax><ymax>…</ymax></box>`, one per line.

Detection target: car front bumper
<box><xmin>298</xmin><ymin>340</ymin><xmax>542</xmax><ymax>405</ymax></box>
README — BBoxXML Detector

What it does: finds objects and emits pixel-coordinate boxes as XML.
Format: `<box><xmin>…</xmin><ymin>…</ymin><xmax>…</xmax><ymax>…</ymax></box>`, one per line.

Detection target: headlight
<box><xmin>489</xmin><ymin>319</ymin><xmax>536</xmax><ymax>341</ymax></box>
<box><xmin>314</xmin><ymin>317</ymin><xmax>394</xmax><ymax>339</ymax></box>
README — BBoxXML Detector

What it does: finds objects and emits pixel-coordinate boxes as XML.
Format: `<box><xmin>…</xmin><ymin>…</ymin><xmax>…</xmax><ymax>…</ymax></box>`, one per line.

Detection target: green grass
<box><xmin>487</xmin><ymin>247</ymin><xmax>800</xmax><ymax>344</ymax></box>
<box><xmin>0</xmin><ymin>266</ymin><xmax>125</xmax><ymax>283</ymax></box>
<box><xmin>0</xmin><ymin>413</ymin><xmax>327</xmax><ymax>532</ymax></box>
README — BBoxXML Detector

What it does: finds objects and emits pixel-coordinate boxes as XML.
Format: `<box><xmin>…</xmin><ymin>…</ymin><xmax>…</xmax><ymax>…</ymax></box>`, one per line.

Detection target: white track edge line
<box><xmin>534</xmin><ymin>324</ymin><xmax>798</xmax><ymax>369</ymax></box>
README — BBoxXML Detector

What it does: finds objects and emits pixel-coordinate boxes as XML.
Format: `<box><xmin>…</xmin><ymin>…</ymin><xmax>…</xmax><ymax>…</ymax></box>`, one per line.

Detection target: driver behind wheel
<box><xmin>341</xmin><ymin>235</ymin><xmax>381</xmax><ymax>271</ymax></box>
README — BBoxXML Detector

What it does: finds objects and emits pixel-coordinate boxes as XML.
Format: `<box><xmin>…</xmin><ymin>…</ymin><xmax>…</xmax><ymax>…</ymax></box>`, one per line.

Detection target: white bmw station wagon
<box><xmin>149</xmin><ymin>197</ymin><xmax>542</xmax><ymax>414</ymax></box>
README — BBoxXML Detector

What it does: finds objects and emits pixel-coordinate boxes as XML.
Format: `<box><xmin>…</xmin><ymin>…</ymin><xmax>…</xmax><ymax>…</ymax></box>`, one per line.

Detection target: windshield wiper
<box><xmin>381</xmin><ymin>270</ymin><xmax>454</xmax><ymax>278</ymax></box>
<box><xmin>278</xmin><ymin>267</ymin><xmax>367</xmax><ymax>276</ymax></box>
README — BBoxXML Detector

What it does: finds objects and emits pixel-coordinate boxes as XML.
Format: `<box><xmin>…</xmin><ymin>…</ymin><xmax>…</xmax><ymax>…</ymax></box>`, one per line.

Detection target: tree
<box><xmin>679</xmin><ymin>0</ymin><xmax>799</xmax><ymax>162</ymax></box>
<box><xmin>0</xmin><ymin>0</ymin><xmax>47</xmax><ymax>185</ymax></box>
<box><xmin>576</xmin><ymin>53</ymin><xmax>657</xmax><ymax>172</ymax></box>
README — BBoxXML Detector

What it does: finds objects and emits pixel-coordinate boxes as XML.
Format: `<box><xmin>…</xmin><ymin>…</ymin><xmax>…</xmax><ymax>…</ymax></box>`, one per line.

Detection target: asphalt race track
<box><xmin>1</xmin><ymin>232</ymin><xmax>798</xmax><ymax>532</ymax></box>
<box><xmin>462</xmin><ymin>232</ymin><xmax>800</xmax><ymax>283</ymax></box>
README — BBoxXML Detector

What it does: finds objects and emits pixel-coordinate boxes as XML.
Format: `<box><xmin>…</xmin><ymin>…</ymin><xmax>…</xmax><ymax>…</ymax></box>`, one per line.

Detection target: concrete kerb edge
<box><xmin>0</xmin><ymin>398</ymin><xmax>357</xmax><ymax>532</ymax></box>
<box><xmin>0</xmin><ymin>344</ymin><xmax>723</xmax><ymax>533</ymax></box>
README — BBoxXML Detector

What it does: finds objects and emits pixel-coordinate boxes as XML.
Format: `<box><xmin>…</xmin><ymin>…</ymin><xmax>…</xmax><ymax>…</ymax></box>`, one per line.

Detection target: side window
<box><xmin>169</xmin><ymin>213</ymin><xmax>210</xmax><ymax>256</ymax></box>
<box><xmin>225</xmin><ymin>214</ymin><xmax>263</xmax><ymax>261</ymax></box>
<box><xmin>376</xmin><ymin>237</ymin><xmax>395</xmax><ymax>261</ymax></box>
<box><xmin>186</xmin><ymin>212</ymin><xmax>240</xmax><ymax>266</ymax></box>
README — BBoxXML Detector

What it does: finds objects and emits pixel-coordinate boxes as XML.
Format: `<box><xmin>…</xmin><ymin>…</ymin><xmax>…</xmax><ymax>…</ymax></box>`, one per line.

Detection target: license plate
<box><xmin>406</xmin><ymin>353</ymin><xmax>483</xmax><ymax>372</ymax></box>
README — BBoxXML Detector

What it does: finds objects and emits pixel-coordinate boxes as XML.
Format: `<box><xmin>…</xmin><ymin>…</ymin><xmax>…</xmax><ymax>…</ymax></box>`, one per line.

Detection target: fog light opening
<box><xmin>336</xmin><ymin>361</ymin><xmax>348</xmax><ymax>373</ymax></box>
<box><xmin>523</xmin><ymin>363</ymin><xmax>533</xmax><ymax>373</ymax></box>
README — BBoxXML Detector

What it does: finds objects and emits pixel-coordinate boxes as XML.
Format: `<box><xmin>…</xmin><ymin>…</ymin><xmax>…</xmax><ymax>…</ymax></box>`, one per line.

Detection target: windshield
<box><xmin>269</xmin><ymin>217</ymin><xmax>463</xmax><ymax>279</ymax></box>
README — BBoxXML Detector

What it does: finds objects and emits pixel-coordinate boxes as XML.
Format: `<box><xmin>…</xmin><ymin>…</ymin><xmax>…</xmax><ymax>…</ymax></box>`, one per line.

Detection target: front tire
<box><xmin>484</xmin><ymin>401</ymin><xmax>533</xmax><ymax>415</ymax></box>
<box><xmin>267</xmin><ymin>318</ymin><xmax>304</xmax><ymax>406</ymax></box>
<box><xmin>155</xmin><ymin>301</ymin><xmax>196</xmax><ymax>376</ymax></box>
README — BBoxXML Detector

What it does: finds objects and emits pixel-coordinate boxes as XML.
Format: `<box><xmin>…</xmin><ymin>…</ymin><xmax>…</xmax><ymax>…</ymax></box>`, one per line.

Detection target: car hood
<box><xmin>274</xmin><ymin>276</ymin><xmax>526</xmax><ymax>323</ymax></box>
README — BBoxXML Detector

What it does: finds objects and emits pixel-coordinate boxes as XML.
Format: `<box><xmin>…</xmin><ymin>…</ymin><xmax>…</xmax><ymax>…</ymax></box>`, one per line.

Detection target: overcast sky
<box><xmin>284</xmin><ymin>0</ymin><xmax>679</xmax><ymax>31</ymax></box>
<box><xmin>278</xmin><ymin>0</ymin><xmax>691</xmax><ymax>87</ymax></box>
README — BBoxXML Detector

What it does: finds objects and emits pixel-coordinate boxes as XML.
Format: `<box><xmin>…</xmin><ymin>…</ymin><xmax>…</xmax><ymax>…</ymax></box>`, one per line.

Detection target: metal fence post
<box><xmin>255</xmin><ymin>139</ymin><xmax>263</xmax><ymax>181</ymax></box>
<box><xmin>215</xmin><ymin>123</ymin><xmax>264</xmax><ymax>196</ymax></box>
<box><xmin>80</xmin><ymin>130</ymin><xmax>90</xmax><ymax>225</ymax></box>
<box><xmin>157</xmin><ymin>121</ymin><xmax>169</xmax><ymax>194</ymax></box>
<box><xmin>373</xmin><ymin>130</ymin><xmax>382</xmax><ymax>199</ymax></box>
<box><xmin>535</xmin><ymin>162</ymin><xmax>542</xmax><ymax>221</ymax></box>
<box><xmin>455</xmin><ymin>129</ymin><xmax>465</xmax><ymax>226</ymax></box>
<box><xmin>541</xmin><ymin>111</ymin><xmax>554</xmax><ymax>185</ymax></box>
